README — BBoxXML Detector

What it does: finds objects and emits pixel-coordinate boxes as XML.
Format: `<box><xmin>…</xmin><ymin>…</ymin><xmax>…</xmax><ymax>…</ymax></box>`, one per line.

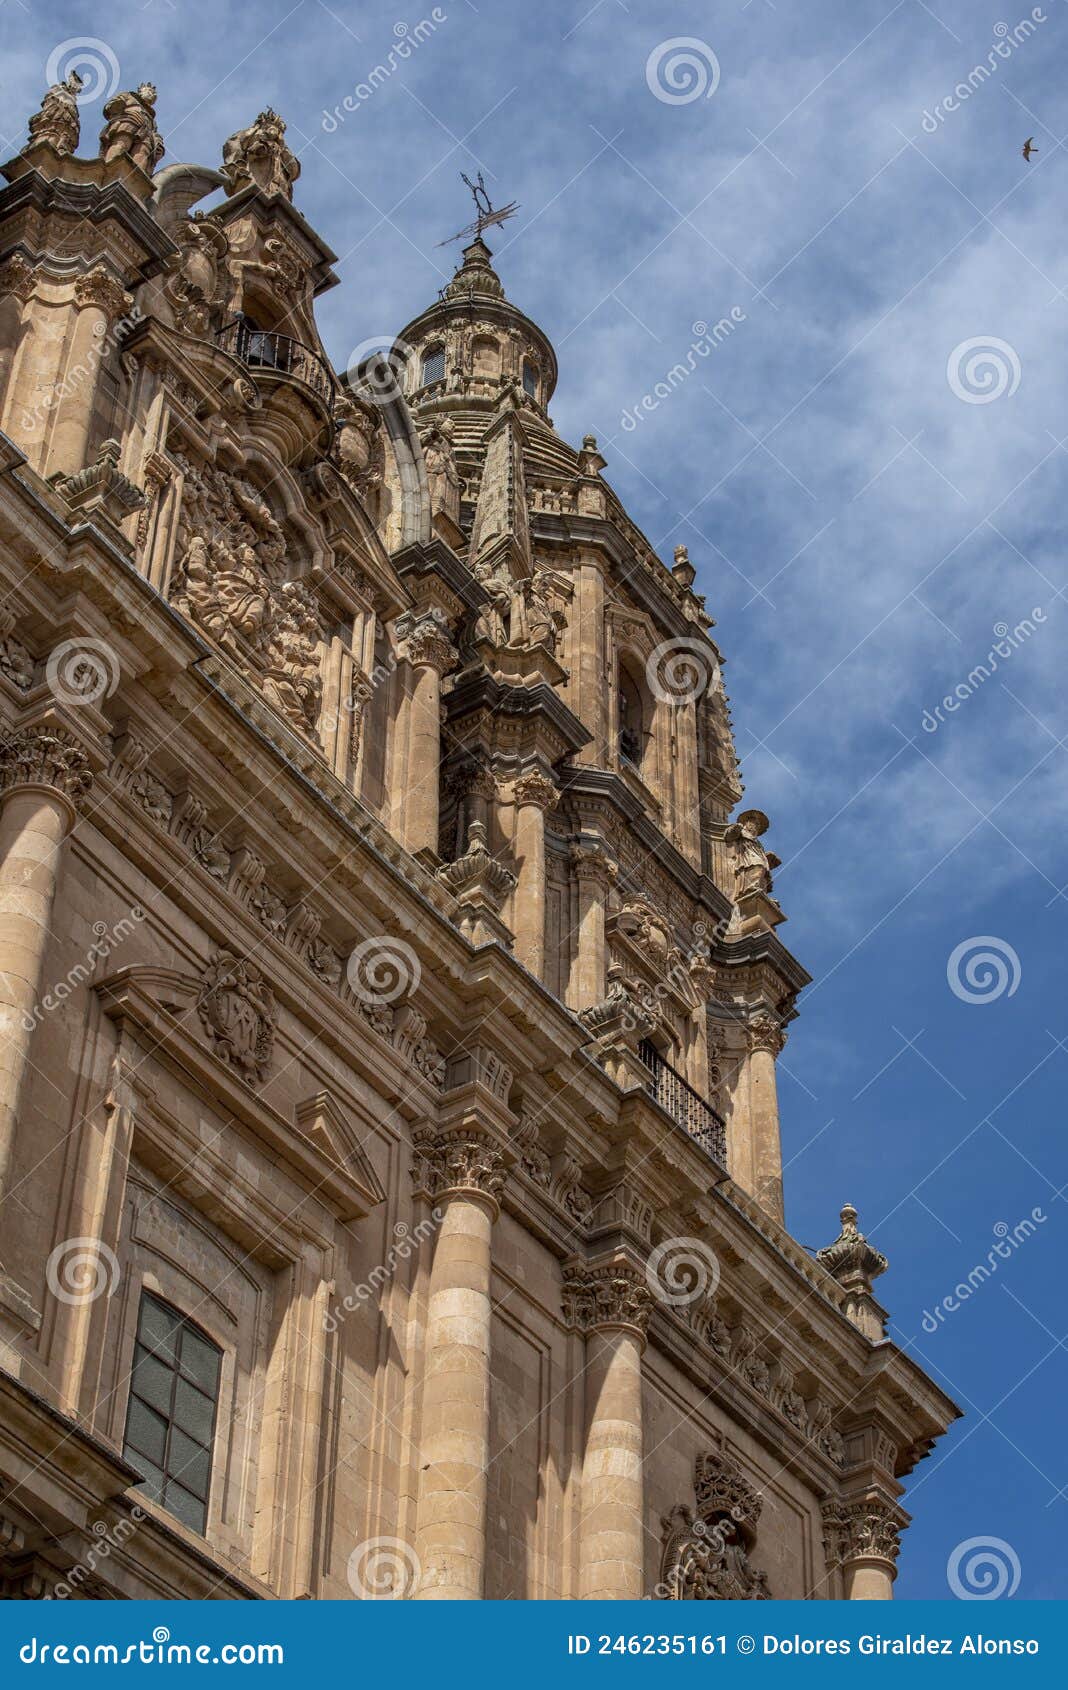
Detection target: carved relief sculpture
<box><xmin>196</xmin><ymin>949</ymin><xmax>276</xmax><ymax>1084</ymax></box>
<box><xmin>659</xmin><ymin>1449</ymin><xmax>770</xmax><ymax>1600</ymax></box>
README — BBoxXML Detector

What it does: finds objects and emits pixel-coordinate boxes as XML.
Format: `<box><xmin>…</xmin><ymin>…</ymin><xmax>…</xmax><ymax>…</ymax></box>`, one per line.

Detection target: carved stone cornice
<box><xmin>745</xmin><ymin>1009</ymin><xmax>786</xmax><ymax>1057</ymax></box>
<box><xmin>561</xmin><ymin>1258</ymin><xmax>652</xmax><ymax>1341</ymax></box>
<box><xmin>514</xmin><ymin>768</ymin><xmax>559</xmax><ymax>811</ymax></box>
<box><xmin>73</xmin><ymin>266</ymin><xmax>133</xmax><ymax>321</ymax></box>
<box><xmin>411</xmin><ymin>1124</ymin><xmax>507</xmax><ymax>1211</ymax></box>
<box><xmin>0</xmin><ymin>727</ymin><xmax>92</xmax><ymax>814</ymax></box>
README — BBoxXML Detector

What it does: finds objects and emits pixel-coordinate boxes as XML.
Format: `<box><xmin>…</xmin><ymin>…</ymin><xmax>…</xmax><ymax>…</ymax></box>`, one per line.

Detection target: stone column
<box><xmin>0</xmin><ymin>728</ymin><xmax>92</xmax><ymax>1214</ymax></box>
<box><xmin>0</xmin><ymin>256</ymin><xmax>37</xmax><ymax>437</ymax></box>
<box><xmin>412</xmin><ymin>1126</ymin><xmax>507</xmax><ymax>1600</ymax></box>
<box><xmin>826</xmin><ymin>1498</ymin><xmax>904</xmax><ymax>1600</ymax></box>
<box><xmin>399</xmin><ymin>611</ymin><xmax>456</xmax><ymax>861</ymax></box>
<box><xmin>746</xmin><ymin>1011</ymin><xmax>787</xmax><ymax>1223</ymax></box>
<box><xmin>568</xmin><ymin>843</ymin><xmax>615</xmax><ymax>1012</ymax></box>
<box><xmin>511</xmin><ymin>768</ymin><xmax>558</xmax><ymax>979</ymax></box>
<box><xmin>42</xmin><ymin>268</ymin><xmax>133</xmax><ymax>480</ymax></box>
<box><xmin>564</xmin><ymin>1259</ymin><xmax>652</xmax><ymax>1601</ymax></box>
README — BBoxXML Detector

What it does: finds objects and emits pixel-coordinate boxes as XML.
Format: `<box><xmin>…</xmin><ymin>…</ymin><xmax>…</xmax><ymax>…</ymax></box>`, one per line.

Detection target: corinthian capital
<box><xmin>401</xmin><ymin>610</ymin><xmax>456</xmax><ymax>674</ymax></box>
<box><xmin>570</xmin><ymin>841</ymin><xmax>616</xmax><ymax>887</ymax></box>
<box><xmin>514</xmin><ymin>768</ymin><xmax>559</xmax><ymax>811</ymax></box>
<box><xmin>746</xmin><ymin>1009</ymin><xmax>786</xmax><ymax>1057</ymax></box>
<box><xmin>411</xmin><ymin>1124</ymin><xmax>507</xmax><ymax>1210</ymax></box>
<box><xmin>0</xmin><ymin>254</ymin><xmax>37</xmax><ymax>304</ymax></box>
<box><xmin>822</xmin><ymin>1494</ymin><xmax>904</xmax><ymax>1571</ymax></box>
<box><xmin>0</xmin><ymin>727</ymin><xmax>92</xmax><ymax>812</ymax></box>
<box><xmin>74</xmin><ymin>266</ymin><xmax>133</xmax><ymax>321</ymax></box>
<box><xmin>561</xmin><ymin>1259</ymin><xmax>652</xmax><ymax>1341</ymax></box>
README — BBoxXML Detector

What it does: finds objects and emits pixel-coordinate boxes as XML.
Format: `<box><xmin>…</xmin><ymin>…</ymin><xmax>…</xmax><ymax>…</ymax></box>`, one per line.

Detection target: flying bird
<box><xmin>1022</xmin><ymin>137</ymin><xmax>1038</xmax><ymax>161</ymax></box>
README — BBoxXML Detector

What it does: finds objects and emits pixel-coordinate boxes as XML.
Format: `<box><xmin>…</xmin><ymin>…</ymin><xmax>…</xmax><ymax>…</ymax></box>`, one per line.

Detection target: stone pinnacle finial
<box><xmin>672</xmin><ymin>544</ymin><xmax>696</xmax><ymax>588</ymax></box>
<box><xmin>817</xmin><ymin>1203</ymin><xmax>889</xmax><ymax>1294</ymax></box>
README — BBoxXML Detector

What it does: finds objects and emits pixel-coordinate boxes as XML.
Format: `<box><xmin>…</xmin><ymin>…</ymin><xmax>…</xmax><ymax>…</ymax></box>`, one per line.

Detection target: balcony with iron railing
<box><xmin>216</xmin><ymin>319</ymin><xmax>336</xmax><ymax>409</ymax></box>
<box><xmin>638</xmin><ymin>1038</ymin><xmax>727</xmax><ymax>1167</ymax></box>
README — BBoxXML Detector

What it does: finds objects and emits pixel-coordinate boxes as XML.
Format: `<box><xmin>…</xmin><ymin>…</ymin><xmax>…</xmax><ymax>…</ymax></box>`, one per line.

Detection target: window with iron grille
<box><xmin>122</xmin><ymin>1291</ymin><xmax>221</xmax><ymax>1536</ymax></box>
<box><xmin>420</xmin><ymin>346</ymin><xmax>446</xmax><ymax>386</ymax></box>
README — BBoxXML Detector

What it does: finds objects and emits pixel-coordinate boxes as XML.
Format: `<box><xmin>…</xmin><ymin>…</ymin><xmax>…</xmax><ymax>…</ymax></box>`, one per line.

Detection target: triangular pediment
<box><xmin>294</xmin><ymin>1090</ymin><xmax>387</xmax><ymax>1211</ymax></box>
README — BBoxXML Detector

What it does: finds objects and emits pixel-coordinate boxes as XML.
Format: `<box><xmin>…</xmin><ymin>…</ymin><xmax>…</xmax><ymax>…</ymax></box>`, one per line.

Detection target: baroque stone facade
<box><xmin>0</xmin><ymin>94</ymin><xmax>958</xmax><ymax>1601</ymax></box>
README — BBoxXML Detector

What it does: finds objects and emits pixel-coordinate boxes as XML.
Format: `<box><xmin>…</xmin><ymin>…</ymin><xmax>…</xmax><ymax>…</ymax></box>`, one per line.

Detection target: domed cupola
<box><xmin>395</xmin><ymin>235</ymin><xmax>558</xmax><ymax>423</ymax></box>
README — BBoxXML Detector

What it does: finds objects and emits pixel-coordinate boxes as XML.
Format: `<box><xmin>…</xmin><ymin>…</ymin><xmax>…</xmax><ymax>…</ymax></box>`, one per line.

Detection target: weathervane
<box><xmin>437</xmin><ymin>171</ymin><xmax>519</xmax><ymax>246</ymax></box>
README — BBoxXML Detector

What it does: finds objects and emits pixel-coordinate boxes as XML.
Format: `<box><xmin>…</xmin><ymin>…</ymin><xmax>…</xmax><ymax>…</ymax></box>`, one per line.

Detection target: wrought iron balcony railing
<box><xmin>217</xmin><ymin>320</ymin><xmax>336</xmax><ymax>408</ymax></box>
<box><xmin>638</xmin><ymin>1038</ymin><xmax>727</xmax><ymax>1167</ymax></box>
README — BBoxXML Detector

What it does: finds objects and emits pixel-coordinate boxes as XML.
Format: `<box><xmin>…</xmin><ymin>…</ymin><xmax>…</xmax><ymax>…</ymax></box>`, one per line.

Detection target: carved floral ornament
<box><xmin>821</xmin><ymin>1495</ymin><xmax>904</xmax><ymax>1570</ymax></box>
<box><xmin>659</xmin><ymin>1450</ymin><xmax>770</xmax><ymax>1601</ymax></box>
<box><xmin>73</xmin><ymin>267</ymin><xmax>134</xmax><ymax>322</ymax></box>
<box><xmin>561</xmin><ymin>1259</ymin><xmax>652</xmax><ymax>1340</ymax></box>
<box><xmin>410</xmin><ymin>1124</ymin><xmax>507</xmax><ymax>1207</ymax></box>
<box><xmin>513</xmin><ymin>768</ymin><xmax>559</xmax><ymax>811</ymax></box>
<box><xmin>0</xmin><ymin>727</ymin><xmax>93</xmax><ymax>811</ymax></box>
<box><xmin>746</xmin><ymin>1009</ymin><xmax>786</xmax><ymax>1057</ymax></box>
<box><xmin>399</xmin><ymin>610</ymin><xmax>457</xmax><ymax>674</ymax></box>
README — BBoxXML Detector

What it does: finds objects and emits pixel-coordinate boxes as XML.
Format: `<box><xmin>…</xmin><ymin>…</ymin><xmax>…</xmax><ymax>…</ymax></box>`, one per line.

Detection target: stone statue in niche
<box><xmin>221</xmin><ymin>109</ymin><xmax>300</xmax><ymax>199</ymax></box>
<box><xmin>99</xmin><ymin>83</ymin><xmax>165</xmax><ymax>174</ymax></box>
<box><xmin>28</xmin><ymin>72</ymin><xmax>83</xmax><ymax>156</ymax></box>
<box><xmin>725</xmin><ymin>808</ymin><xmax>780</xmax><ymax>899</ymax></box>
<box><xmin>520</xmin><ymin>570</ymin><xmax>559</xmax><ymax>652</ymax></box>
<box><xmin>472</xmin><ymin>555</ymin><xmax>513</xmax><ymax>648</ymax></box>
<box><xmin>419</xmin><ymin>420</ymin><xmax>463</xmax><ymax>528</ymax></box>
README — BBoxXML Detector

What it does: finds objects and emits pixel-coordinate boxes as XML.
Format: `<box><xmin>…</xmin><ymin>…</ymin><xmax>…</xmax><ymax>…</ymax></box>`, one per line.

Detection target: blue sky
<box><xmin>3</xmin><ymin>0</ymin><xmax>1067</xmax><ymax>1602</ymax></box>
